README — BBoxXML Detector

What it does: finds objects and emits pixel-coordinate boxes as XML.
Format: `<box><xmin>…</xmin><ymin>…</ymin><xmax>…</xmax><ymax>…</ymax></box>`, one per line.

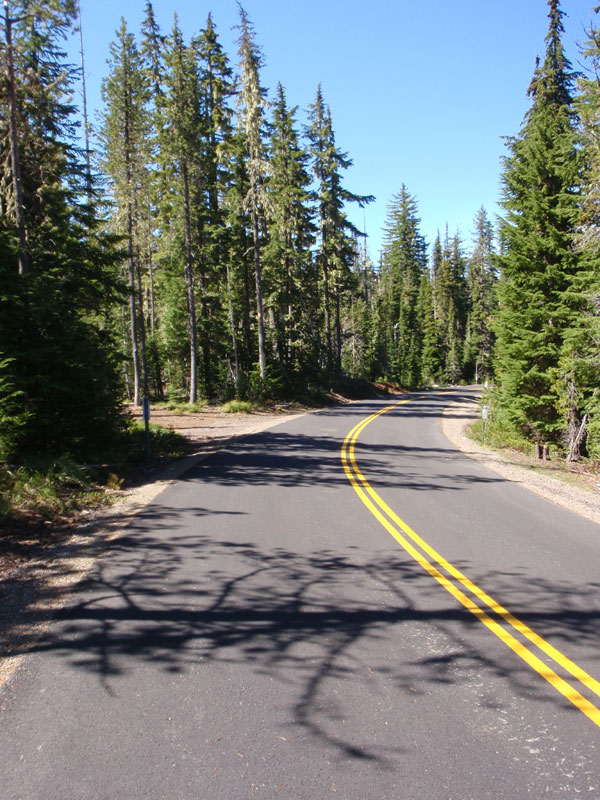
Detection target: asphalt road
<box><xmin>1</xmin><ymin>389</ymin><xmax>599</xmax><ymax>799</ymax></box>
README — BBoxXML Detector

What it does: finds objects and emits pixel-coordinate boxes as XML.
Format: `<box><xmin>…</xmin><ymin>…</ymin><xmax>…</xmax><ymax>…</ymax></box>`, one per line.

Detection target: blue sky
<box><xmin>70</xmin><ymin>0</ymin><xmax>596</xmax><ymax>258</ymax></box>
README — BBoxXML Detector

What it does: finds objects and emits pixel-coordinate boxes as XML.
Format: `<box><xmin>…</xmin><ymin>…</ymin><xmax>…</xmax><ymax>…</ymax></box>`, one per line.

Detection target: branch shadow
<box><xmin>4</xmin><ymin>511</ymin><xmax>599</xmax><ymax>765</ymax></box>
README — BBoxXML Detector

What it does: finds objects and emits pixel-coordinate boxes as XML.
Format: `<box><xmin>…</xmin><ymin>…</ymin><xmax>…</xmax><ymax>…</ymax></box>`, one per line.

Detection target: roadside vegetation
<box><xmin>0</xmin><ymin>422</ymin><xmax>188</xmax><ymax>532</ymax></box>
<box><xmin>467</xmin><ymin>408</ymin><xmax>600</xmax><ymax>495</ymax></box>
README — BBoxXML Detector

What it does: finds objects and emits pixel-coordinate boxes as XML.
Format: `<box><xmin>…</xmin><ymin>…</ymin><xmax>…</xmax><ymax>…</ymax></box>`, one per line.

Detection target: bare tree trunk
<box><xmin>134</xmin><ymin>239</ymin><xmax>149</xmax><ymax>399</ymax></box>
<box><xmin>334</xmin><ymin>277</ymin><xmax>342</xmax><ymax>373</ymax></box>
<box><xmin>127</xmin><ymin>207</ymin><xmax>141</xmax><ymax>406</ymax></box>
<box><xmin>567</xmin><ymin>413</ymin><xmax>588</xmax><ymax>463</ymax></box>
<box><xmin>77</xmin><ymin>1</ymin><xmax>92</xmax><ymax>197</ymax></box>
<box><xmin>121</xmin><ymin>303</ymin><xmax>133</xmax><ymax>401</ymax></box>
<box><xmin>226</xmin><ymin>262</ymin><xmax>240</xmax><ymax>394</ymax></box>
<box><xmin>322</xmin><ymin>256</ymin><xmax>332</xmax><ymax>371</ymax></box>
<box><xmin>4</xmin><ymin>3</ymin><xmax>29</xmax><ymax>275</ymax></box>
<box><xmin>251</xmin><ymin>202</ymin><xmax>266</xmax><ymax>379</ymax></box>
<box><xmin>182</xmin><ymin>161</ymin><xmax>198</xmax><ymax>404</ymax></box>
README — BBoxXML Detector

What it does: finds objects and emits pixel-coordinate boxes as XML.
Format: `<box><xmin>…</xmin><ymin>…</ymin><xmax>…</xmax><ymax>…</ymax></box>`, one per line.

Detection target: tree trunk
<box><xmin>182</xmin><ymin>161</ymin><xmax>198</xmax><ymax>404</ymax></box>
<box><xmin>567</xmin><ymin>413</ymin><xmax>588</xmax><ymax>463</ymax></box>
<box><xmin>334</xmin><ymin>277</ymin><xmax>342</xmax><ymax>373</ymax></box>
<box><xmin>78</xmin><ymin>3</ymin><xmax>92</xmax><ymax>198</ymax></box>
<box><xmin>127</xmin><ymin>210</ymin><xmax>141</xmax><ymax>406</ymax></box>
<box><xmin>134</xmin><ymin>239</ymin><xmax>149</xmax><ymax>399</ymax></box>
<box><xmin>121</xmin><ymin>304</ymin><xmax>133</xmax><ymax>401</ymax></box>
<box><xmin>322</xmin><ymin>255</ymin><xmax>332</xmax><ymax>371</ymax></box>
<box><xmin>251</xmin><ymin>201</ymin><xmax>266</xmax><ymax>380</ymax></box>
<box><xmin>226</xmin><ymin>262</ymin><xmax>240</xmax><ymax>394</ymax></box>
<box><xmin>4</xmin><ymin>5</ymin><xmax>29</xmax><ymax>275</ymax></box>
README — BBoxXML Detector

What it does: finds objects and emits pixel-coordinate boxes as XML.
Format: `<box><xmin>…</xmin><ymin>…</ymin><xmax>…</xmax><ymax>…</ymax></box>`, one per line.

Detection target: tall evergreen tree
<box><xmin>429</xmin><ymin>228</ymin><xmax>467</xmax><ymax>384</ymax></box>
<box><xmin>193</xmin><ymin>13</ymin><xmax>235</xmax><ymax>396</ymax></box>
<box><xmin>306</xmin><ymin>85</ymin><xmax>373</xmax><ymax>372</ymax></box>
<box><xmin>494</xmin><ymin>0</ymin><xmax>580</xmax><ymax>445</ymax></box>
<box><xmin>236</xmin><ymin>5</ymin><xmax>269</xmax><ymax>380</ymax></box>
<box><xmin>264</xmin><ymin>83</ymin><xmax>316</xmax><ymax>377</ymax></box>
<box><xmin>563</xmin><ymin>9</ymin><xmax>600</xmax><ymax>459</ymax></box>
<box><xmin>0</xmin><ymin>0</ymin><xmax>123</xmax><ymax>460</ymax></box>
<box><xmin>160</xmin><ymin>17</ymin><xmax>203</xmax><ymax>403</ymax></box>
<box><xmin>464</xmin><ymin>207</ymin><xmax>496</xmax><ymax>383</ymax></box>
<box><xmin>418</xmin><ymin>269</ymin><xmax>442</xmax><ymax>385</ymax></box>
<box><xmin>100</xmin><ymin>19</ymin><xmax>151</xmax><ymax>406</ymax></box>
<box><xmin>380</xmin><ymin>185</ymin><xmax>427</xmax><ymax>387</ymax></box>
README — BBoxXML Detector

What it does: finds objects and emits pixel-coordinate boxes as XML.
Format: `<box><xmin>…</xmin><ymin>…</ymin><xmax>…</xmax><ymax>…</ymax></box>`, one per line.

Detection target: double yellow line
<box><xmin>341</xmin><ymin>396</ymin><xmax>600</xmax><ymax>729</ymax></box>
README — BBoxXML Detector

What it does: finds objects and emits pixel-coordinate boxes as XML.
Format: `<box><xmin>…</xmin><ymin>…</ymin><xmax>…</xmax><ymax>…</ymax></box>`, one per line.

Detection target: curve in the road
<box><xmin>341</xmin><ymin>393</ymin><xmax>600</xmax><ymax>729</ymax></box>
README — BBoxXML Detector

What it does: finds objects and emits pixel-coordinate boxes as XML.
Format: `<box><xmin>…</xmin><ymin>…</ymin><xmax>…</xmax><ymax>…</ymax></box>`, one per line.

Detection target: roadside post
<box><xmin>482</xmin><ymin>403</ymin><xmax>489</xmax><ymax>439</ymax></box>
<box><xmin>142</xmin><ymin>397</ymin><xmax>151</xmax><ymax>463</ymax></box>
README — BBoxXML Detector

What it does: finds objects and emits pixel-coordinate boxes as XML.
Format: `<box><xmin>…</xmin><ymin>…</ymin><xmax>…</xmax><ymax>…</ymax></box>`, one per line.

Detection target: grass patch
<box><xmin>154</xmin><ymin>400</ymin><xmax>208</xmax><ymax>414</ymax></box>
<box><xmin>0</xmin><ymin>458</ymin><xmax>104</xmax><ymax>525</ymax></box>
<box><xmin>0</xmin><ymin>422</ymin><xmax>189</xmax><ymax>530</ymax></box>
<box><xmin>222</xmin><ymin>399</ymin><xmax>255</xmax><ymax>413</ymax></box>
<box><xmin>123</xmin><ymin>421</ymin><xmax>189</xmax><ymax>463</ymax></box>
<box><xmin>467</xmin><ymin>418</ymin><xmax>537</xmax><ymax>456</ymax></box>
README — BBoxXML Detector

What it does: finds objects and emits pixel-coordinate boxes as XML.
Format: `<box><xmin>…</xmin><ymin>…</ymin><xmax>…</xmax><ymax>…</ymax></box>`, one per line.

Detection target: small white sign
<box><xmin>482</xmin><ymin>404</ymin><xmax>489</xmax><ymax>421</ymax></box>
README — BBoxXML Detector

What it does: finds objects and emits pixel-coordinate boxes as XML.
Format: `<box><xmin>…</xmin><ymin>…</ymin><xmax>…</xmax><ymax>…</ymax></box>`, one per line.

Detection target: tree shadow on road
<box><xmin>3</xmin><ymin>505</ymin><xmax>599</xmax><ymax>766</ymax></box>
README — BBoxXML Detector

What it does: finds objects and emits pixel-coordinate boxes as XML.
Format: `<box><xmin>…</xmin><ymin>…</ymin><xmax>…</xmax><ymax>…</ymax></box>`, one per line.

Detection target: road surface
<box><xmin>1</xmin><ymin>389</ymin><xmax>598</xmax><ymax>798</ymax></box>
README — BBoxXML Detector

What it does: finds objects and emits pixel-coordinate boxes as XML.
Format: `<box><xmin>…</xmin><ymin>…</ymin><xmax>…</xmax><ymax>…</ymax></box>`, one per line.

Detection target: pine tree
<box><xmin>193</xmin><ymin>13</ymin><xmax>235</xmax><ymax>397</ymax></box>
<box><xmin>264</xmin><ymin>83</ymin><xmax>316</xmax><ymax>378</ymax></box>
<box><xmin>418</xmin><ymin>269</ymin><xmax>442</xmax><ymax>385</ymax></box>
<box><xmin>380</xmin><ymin>185</ymin><xmax>427</xmax><ymax>387</ymax></box>
<box><xmin>306</xmin><ymin>85</ymin><xmax>373</xmax><ymax>373</ymax></box>
<box><xmin>562</xmin><ymin>9</ymin><xmax>600</xmax><ymax>459</ymax></box>
<box><xmin>100</xmin><ymin>19</ymin><xmax>151</xmax><ymax>406</ymax></box>
<box><xmin>236</xmin><ymin>5</ymin><xmax>269</xmax><ymax>381</ymax></box>
<box><xmin>160</xmin><ymin>17</ymin><xmax>203</xmax><ymax>403</ymax></box>
<box><xmin>1</xmin><ymin>0</ymin><xmax>29</xmax><ymax>274</ymax></box>
<box><xmin>341</xmin><ymin>237</ymin><xmax>382</xmax><ymax>379</ymax></box>
<box><xmin>464</xmin><ymin>207</ymin><xmax>496</xmax><ymax>383</ymax></box>
<box><xmin>429</xmin><ymin>228</ymin><xmax>467</xmax><ymax>384</ymax></box>
<box><xmin>494</xmin><ymin>0</ymin><xmax>580</xmax><ymax>445</ymax></box>
<box><xmin>0</xmin><ymin>1</ymin><xmax>123</xmax><ymax>460</ymax></box>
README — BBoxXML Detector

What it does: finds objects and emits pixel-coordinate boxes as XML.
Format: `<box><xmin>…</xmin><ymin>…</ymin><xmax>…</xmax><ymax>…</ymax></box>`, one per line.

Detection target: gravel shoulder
<box><xmin>442</xmin><ymin>394</ymin><xmax>600</xmax><ymax>526</ymax></box>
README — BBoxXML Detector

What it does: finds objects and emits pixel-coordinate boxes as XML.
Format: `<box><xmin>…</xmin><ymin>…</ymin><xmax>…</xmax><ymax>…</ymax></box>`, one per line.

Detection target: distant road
<box><xmin>1</xmin><ymin>389</ymin><xmax>598</xmax><ymax>799</ymax></box>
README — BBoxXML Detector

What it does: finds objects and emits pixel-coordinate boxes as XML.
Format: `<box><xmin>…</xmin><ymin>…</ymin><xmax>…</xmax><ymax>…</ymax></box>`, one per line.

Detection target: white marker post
<box><xmin>482</xmin><ymin>403</ymin><xmax>489</xmax><ymax>437</ymax></box>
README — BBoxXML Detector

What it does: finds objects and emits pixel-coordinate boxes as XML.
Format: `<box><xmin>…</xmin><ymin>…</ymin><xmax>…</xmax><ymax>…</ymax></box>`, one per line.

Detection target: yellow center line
<box><xmin>341</xmin><ymin>394</ymin><xmax>600</xmax><ymax>728</ymax></box>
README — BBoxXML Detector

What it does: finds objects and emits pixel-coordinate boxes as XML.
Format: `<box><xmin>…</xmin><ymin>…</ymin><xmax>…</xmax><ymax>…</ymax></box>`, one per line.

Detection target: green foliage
<box><xmin>306</xmin><ymin>85</ymin><xmax>374</xmax><ymax>373</ymax></box>
<box><xmin>493</xmin><ymin>0</ymin><xmax>581</xmax><ymax>445</ymax></box>
<box><xmin>223</xmin><ymin>399</ymin><xmax>255</xmax><ymax>413</ymax></box>
<box><xmin>0</xmin><ymin>3</ymin><xmax>125</xmax><ymax>463</ymax></box>
<box><xmin>157</xmin><ymin>400</ymin><xmax>208</xmax><ymax>414</ymax></box>
<box><xmin>468</xmin><ymin>409</ymin><xmax>534</xmax><ymax>455</ymax></box>
<box><xmin>380</xmin><ymin>186</ymin><xmax>428</xmax><ymax>387</ymax></box>
<box><xmin>0</xmin><ymin>459</ymin><xmax>101</xmax><ymax>521</ymax></box>
<box><xmin>264</xmin><ymin>83</ymin><xmax>316</xmax><ymax>374</ymax></box>
<box><xmin>245</xmin><ymin>362</ymin><xmax>287</xmax><ymax>403</ymax></box>
<box><xmin>464</xmin><ymin>207</ymin><xmax>496</xmax><ymax>382</ymax></box>
<box><xmin>125</xmin><ymin>422</ymin><xmax>189</xmax><ymax>462</ymax></box>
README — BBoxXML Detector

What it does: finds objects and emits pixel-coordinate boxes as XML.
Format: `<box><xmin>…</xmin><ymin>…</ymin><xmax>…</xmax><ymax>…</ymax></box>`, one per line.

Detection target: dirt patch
<box><xmin>127</xmin><ymin>404</ymin><xmax>300</xmax><ymax>450</ymax></box>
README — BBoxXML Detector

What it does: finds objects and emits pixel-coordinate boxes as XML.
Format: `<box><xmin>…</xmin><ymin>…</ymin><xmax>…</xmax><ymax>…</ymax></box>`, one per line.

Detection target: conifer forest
<box><xmin>1</xmin><ymin>0</ymin><xmax>600</xmax><ymax>465</ymax></box>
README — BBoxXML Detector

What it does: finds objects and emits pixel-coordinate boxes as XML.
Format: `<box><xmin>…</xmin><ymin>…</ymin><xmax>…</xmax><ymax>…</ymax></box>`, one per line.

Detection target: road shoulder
<box><xmin>442</xmin><ymin>395</ymin><xmax>600</xmax><ymax>526</ymax></box>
